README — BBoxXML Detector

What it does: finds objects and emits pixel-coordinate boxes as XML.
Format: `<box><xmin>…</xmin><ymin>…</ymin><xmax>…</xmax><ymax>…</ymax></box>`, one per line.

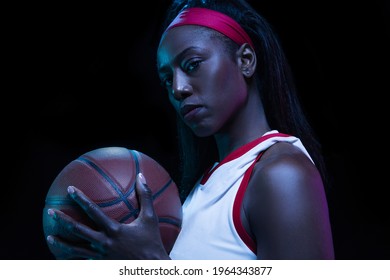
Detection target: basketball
<box><xmin>42</xmin><ymin>147</ymin><xmax>182</xmax><ymax>258</ymax></box>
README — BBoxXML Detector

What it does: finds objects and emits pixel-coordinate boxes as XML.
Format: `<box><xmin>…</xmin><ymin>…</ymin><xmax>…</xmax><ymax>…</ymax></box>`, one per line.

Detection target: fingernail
<box><xmin>47</xmin><ymin>208</ymin><xmax>55</xmax><ymax>218</ymax></box>
<box><xmin>47</xmin><ymin>235</ymin><xmax>54</xmax><ymax>245</ymax></box>
<box><xmin>138</xmin><ymin>173</ymin><xmax>146</xmax><ymax>184</ymax></box>
<box><xmin>67</xmin><ymin>186</ymin><xmax>75</xmax><ymax>195</ymax></box>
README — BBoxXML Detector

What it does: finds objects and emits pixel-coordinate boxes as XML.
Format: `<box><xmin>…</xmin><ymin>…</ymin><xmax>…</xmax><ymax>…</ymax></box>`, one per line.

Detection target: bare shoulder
<box><xmin>242</xmin><ymin>141</ymin><xmax>334</xmax><ymax>259</ymax></box>
<box><xmin>245</xmin><ymin>141</ymin><xmax>325</xmax><ymax>214</ymax></box>
<box><xmin>252</xmin><ymin>141</ymin><xmax>323</xmax><ymax>194</ymax></box>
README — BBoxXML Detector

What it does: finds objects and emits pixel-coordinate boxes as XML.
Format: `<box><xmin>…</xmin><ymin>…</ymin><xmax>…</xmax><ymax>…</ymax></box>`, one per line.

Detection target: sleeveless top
<box><xmin>169</xmin><ymin>130</ymin><xmax>314</xmax><ymax>260</ymax></box>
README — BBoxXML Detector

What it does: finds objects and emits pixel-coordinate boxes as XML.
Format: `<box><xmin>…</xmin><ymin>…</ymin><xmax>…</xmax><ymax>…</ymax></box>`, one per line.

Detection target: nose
<box><xmin>172</xmin><ymin>71</ymin><xmax>192</xmax><ymax>100</ymax></box>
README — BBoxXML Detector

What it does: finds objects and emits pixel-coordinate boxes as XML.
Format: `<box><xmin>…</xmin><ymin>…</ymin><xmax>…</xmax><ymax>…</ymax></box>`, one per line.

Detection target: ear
<box><xmin>237</xmin><ymin>43</ymin><xmax>257</xmax><ymax>78</ymax></box>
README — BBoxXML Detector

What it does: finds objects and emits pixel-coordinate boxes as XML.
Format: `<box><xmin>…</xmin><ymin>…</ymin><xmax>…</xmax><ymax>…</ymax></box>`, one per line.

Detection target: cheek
<box><xmin>212</xmin><ymin>62</ymin><xmax>247</xmax><ymax>106</ymax></box>
<box><xmin>216</xmin><ymin>67</ymin><xmax>248</xmax><ymax>120</ymax></box>
<box><xmin>169</xmin><ymin>96</ymin><xmax>180</xmax><ymax>112</ymax></box>
<box><xmin>210</xmin><ymin>59</ymin><xmax>244</xmax><ymax>95</ymax></box>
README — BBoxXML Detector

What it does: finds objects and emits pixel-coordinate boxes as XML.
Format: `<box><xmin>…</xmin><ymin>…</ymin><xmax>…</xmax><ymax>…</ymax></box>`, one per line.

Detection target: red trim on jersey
<box><xmin>200</xmin><ymin>132</ymin><xmax>289</xmax><ymax>185</ymax></box>
<box><xmin>231</xmin><ymin>132</ymin><xmax>292</xmax><ymax>254</ymax></box>
<box><xmin>232</xmin><ymin>152</ymin><xmax>263</xmax><ymax>254</ymax></box>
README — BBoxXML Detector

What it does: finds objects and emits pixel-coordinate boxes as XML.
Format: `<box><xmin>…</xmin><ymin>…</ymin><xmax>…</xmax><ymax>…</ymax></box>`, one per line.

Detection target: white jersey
<box><xmin>169</xmin><ymin>130</ymin><xmax>313</xmax><ymax>260</ymax></box>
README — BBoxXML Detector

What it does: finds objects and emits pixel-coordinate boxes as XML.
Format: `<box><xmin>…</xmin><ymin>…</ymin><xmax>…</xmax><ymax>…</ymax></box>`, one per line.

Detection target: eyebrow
<box><xmin>157</xmin><ymin>46</ymin><xmax>203</xmax><ymax>73</ymax></box>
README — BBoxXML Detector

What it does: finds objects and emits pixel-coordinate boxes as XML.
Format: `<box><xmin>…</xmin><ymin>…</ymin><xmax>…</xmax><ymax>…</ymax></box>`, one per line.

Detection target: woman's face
<box><xmin>157</xmin><ymin>25</ymin><xmax>248</xmax><ymax>137</ymax></box>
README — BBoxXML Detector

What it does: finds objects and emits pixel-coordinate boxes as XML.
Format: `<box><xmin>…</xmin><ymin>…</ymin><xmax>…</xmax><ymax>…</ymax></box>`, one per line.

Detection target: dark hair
<box><xmin>160</xmin><ymin>0</ymin><xmax>328</xmax><ymax>201</ymax></box>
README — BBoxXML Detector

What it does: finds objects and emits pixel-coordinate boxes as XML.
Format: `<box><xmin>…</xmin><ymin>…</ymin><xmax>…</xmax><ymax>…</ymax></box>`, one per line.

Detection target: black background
<box><xmin>2</xmin><ymin>0</ymin><xmax>389</xmax><ymax>259</ymax></box>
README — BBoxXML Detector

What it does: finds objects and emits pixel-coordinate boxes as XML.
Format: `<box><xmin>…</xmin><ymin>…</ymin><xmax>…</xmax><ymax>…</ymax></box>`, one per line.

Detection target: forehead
<box><xmin>157</xmin><ymin>25</ymin><xmax>224</xmax><ymax>67</ymax></box>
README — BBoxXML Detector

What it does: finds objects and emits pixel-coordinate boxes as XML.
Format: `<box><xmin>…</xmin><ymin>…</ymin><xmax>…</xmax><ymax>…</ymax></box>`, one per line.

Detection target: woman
<box><xmin>46</xmin><ymin>0</ymin><xmax>335</xmax><ymax>259</ymax></box>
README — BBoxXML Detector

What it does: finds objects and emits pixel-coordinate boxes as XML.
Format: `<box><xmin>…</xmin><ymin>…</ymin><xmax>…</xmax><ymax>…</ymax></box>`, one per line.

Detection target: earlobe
<box><xmin>238</xmin><ymin>43</ymin><xmax>257</xmax><ymax>78</ymax></box>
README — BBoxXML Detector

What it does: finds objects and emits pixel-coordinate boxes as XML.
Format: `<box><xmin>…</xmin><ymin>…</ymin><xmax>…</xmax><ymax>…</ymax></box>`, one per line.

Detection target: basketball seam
<box><xmin>76</xmin><ymin>149</ymin><xmax>180</xmax><ymax>227</ymax></box>
<box><xmin>78</xmin><ymin>157</ymin><xmax>136</xmax><ymax>212</ymax></box>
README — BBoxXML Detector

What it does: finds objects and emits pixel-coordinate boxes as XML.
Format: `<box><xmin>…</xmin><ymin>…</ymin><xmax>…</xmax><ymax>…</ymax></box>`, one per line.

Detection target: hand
<box><xmin>46</xmin><ymin>173</ymin><xmax>170</xmax><ymax>260</ymax></box>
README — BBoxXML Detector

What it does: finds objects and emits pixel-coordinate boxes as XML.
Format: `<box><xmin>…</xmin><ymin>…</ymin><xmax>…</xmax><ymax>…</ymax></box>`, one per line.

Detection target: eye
<box><xmin>183</xmin><ymin>59</ymin><xmax>201</xmax><ymax>73</ymax></box>
<box><xmin>160</xmin><ymin>75</ymin><xmax>173</xmax><ymax>89</ymax></box>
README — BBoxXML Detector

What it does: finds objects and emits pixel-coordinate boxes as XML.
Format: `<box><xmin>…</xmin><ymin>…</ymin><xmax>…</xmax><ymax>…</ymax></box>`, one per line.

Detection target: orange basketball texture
<box><xmin>42</xmin><ymin>147</ymin><xmax>182</xmax><ymax>258</ymax></box>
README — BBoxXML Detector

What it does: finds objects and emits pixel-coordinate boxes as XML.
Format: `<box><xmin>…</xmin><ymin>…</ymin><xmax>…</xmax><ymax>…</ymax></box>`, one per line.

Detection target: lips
<box><xmin>180</xmin><ymin>104</ymin><xmax>202</xmax><ymax>119</ymax></box>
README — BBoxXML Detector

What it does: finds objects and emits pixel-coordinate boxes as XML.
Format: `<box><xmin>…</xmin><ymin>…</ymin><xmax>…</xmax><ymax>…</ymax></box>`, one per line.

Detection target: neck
<box><xmin>214</xmin><ymin>89</ymin><xmax>270</xmax><ymax>160</ymax></box>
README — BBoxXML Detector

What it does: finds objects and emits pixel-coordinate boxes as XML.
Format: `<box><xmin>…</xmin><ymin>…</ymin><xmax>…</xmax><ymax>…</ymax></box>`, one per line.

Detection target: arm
<box><xmin>243</xmin><ymin>144</ymin><xmax>334</xmax><ymax>259</ymax></box>
<box><xmin>46</xmin><ymin>173</ymin><xmax>171</xmax><ymax>260</ymax></box>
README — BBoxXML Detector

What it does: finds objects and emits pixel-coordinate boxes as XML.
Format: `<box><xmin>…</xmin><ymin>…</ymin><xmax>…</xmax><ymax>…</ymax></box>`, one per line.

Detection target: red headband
<box><xmin>165</xmin><ymin>7</ymin><xmax>254</xmax><ymax>48</ymax></box>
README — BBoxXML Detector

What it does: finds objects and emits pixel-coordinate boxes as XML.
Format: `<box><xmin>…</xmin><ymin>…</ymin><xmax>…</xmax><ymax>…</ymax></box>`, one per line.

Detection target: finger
<box><xmin>48</xmin><ymin>208</ymin><xmax>101</xmax><ymax>244</ymax></box>
<box><xmin>67</xmin><ymin>185</ymin><xmax>119</xmax><ymax>230</ymax></box>
<box><xmin>136</xmin><ymin>173</ymin><xmax>157</xmax><ymax>221</ymax></box>
<box><xmin>46</xmin><ymin>235</ymin><xmax>104</xmax><ymax>260</ymax></box>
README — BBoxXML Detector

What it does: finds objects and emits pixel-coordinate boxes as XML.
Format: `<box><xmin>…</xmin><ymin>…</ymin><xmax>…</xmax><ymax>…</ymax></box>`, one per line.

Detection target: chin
<box><xmin>191</xmin><ymin>126</ymin><xmax>215</xmax><ymax>138</ymax></box>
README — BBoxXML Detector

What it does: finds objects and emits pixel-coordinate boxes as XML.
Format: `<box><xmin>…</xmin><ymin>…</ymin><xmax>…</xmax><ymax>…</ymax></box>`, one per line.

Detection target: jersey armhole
<box><xmin>232</xmin><ymin>151</ymin><xmax>264</xmax><ymax>254</ymax></box>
